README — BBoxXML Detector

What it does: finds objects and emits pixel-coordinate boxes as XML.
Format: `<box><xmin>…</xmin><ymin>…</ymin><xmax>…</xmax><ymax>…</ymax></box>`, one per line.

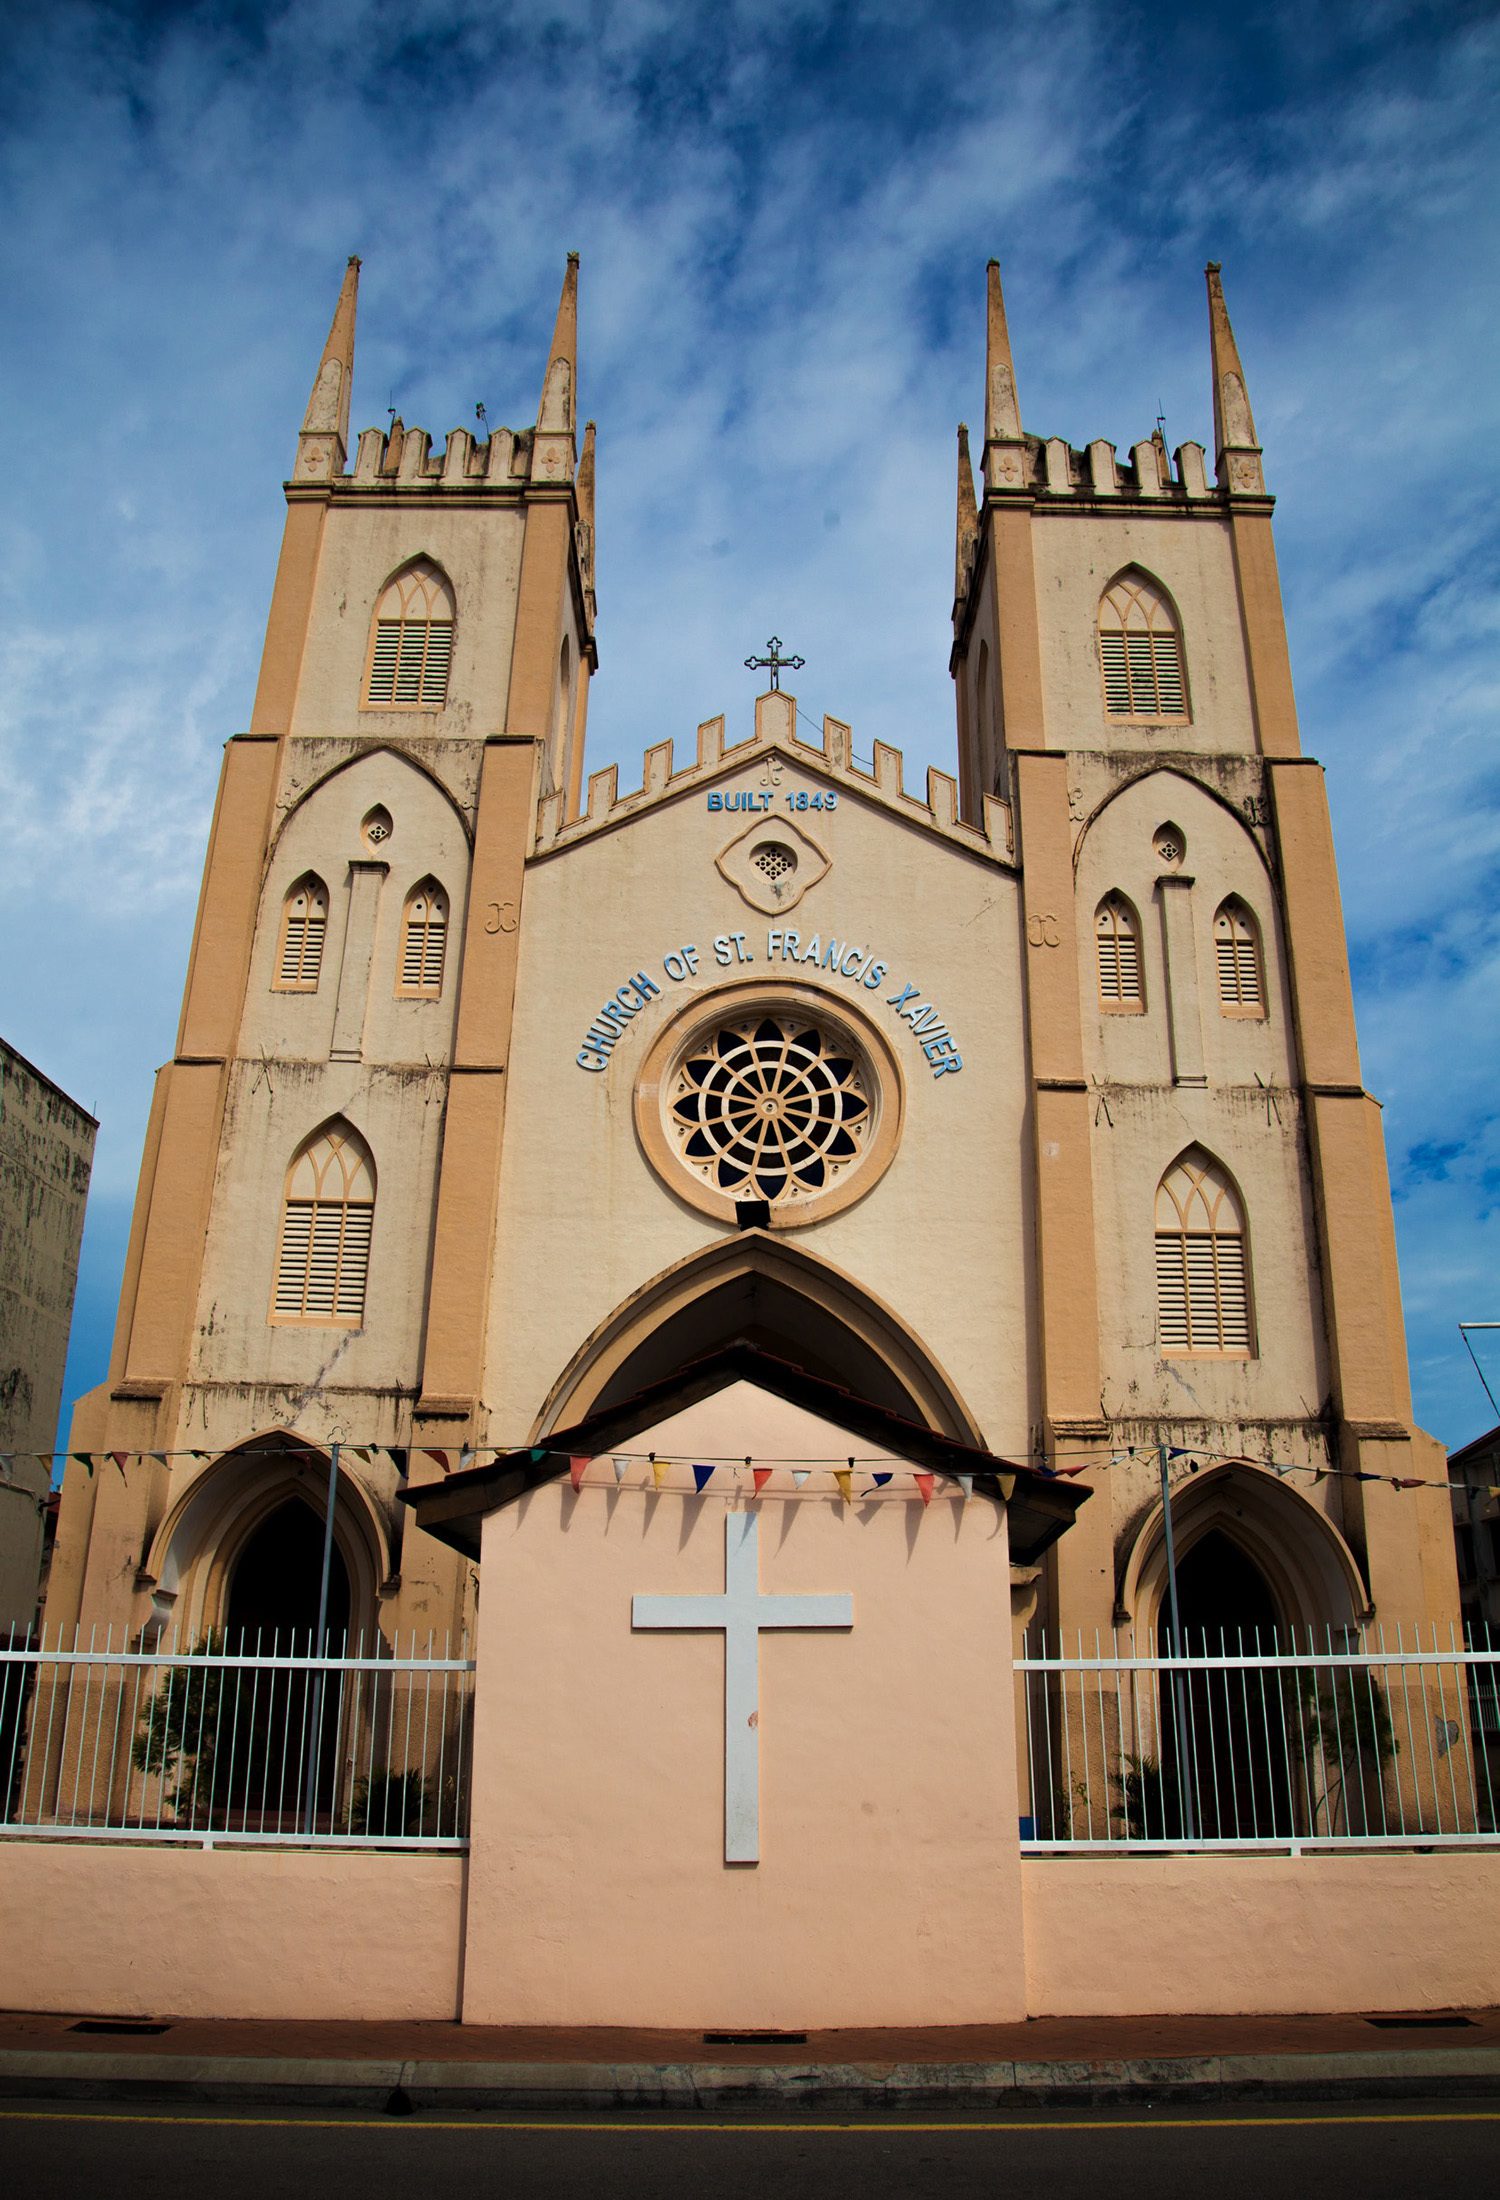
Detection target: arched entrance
<box><xmin>225</xmin><ymin>1499</ymin><xmax>350</xmax><ymax>1654</ymax></box>
<box><xmin>218</xmin><ymin>1500</ymin><xmax>352</xmax><ymax>1830</ymax></box>
<box><xmin>1159</xmin><ymin>1529</ymin><xmax>1294</xmax><ymax>1839</ymax></box>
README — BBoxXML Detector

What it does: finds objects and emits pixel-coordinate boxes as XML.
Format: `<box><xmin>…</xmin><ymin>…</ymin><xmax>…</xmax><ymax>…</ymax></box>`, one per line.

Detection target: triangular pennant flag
<box><xmin>1168</xmin><ymin>1447</ymin><xmax>1191</xmax><ymax>1460</ymax></box>
<box><xmin>955</xmin><ymin>1472</ymin><xmax>974</xmax><ymax>1500</ymax></box>
<box><xmin>1353</xmin><ymin>1471</ymin><xmax>1381</xmax><ymax>1483</ymax></box>
<box><xmin>388</xmin><ymin>1447</ymin><xmax>408</xmax><ymax>1476</ymax></box>
<box><xmin>423</xmin><ymin>1449</ymin><xmax>451</xmax><ymax>1472</ymax></box>
<box><xmin>693</xmin><ymin>1463</ymin><xmax>716</xmax><ymax>1493</ymax></box>
<box><xmin>530</xmin><ymin>1446</ymin><xmax>548</xmax><ymax>1464</ymax></box>
<box><xmin>110</xmin><ymin>1451</ymin><xmax>130</xmax><ymax>1477</ymax></box>
<box><xmin>569</xmin><ymin>1455</ymin><xmax>589</xmax><ymax>1492</ymax></box>
<box><xmin>150</xmin><ymin>1451</ymin><xmax>169</xmax><ymax>1467</ymax></box>
<box><xmin>457</xmin><ymin>1447</ymin><xmax>475</xmax><ymax>1472</ymax></box>
<box><xmin>869</xmin><ymin>1472</ymin><xmax>893</xmax><ymax>1488</ymax></box>
<box><xmin>613</xmin><ymin>1456</ymin><xmax>629</xmax><ymax>1484</ymax></box>
<box><xmin>913</xmin><ymin>1472</ymin><xmax>934</xmax><ymax>1507</ymax></box>
<box><xmin>651</xmin><ymin>1457</ymin><xmax>669</xmax><ymax>1490</ymax></box>
<box><xmin>752</xmin><ymin>1468</ymin><xmax>773</xmax><ymax>1498</ymax></box>
<box><xmin>792</xmin><ymin>1470</ymin><xmax>811</xmax><ymax>1489</ymax></box>
<box><xmin>1392</xmin><ymin>1477</ymin><xmax>1423</xmax><ymax>1490</ymax></box>
<box><xmin>1488</xmin><ymin>1484</ymin><xmax>1500</xmax><ymax>1500</ymax></box>
<box><xmin>73</xmin><ymin>1453</ymin><xmax>95</xmax><ymax>1479</ymax></box>
<box><xmin>995</xmin><ymin>1471</ymin><xmax>1016</xmax><ymax>1501</ymax></box>
<box><xmin>345</xmin><ymin>1447</ymin><xmax>371</xmax><ymax>1465</ymax></box>
<box><xmin>834</xmin><ymin>1468</ymin><xmax>853</xmax><ymax>1503</ymax></box>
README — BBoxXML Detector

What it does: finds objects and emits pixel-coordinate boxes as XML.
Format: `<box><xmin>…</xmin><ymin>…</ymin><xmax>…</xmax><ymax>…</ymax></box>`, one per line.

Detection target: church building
<box><xmin>45</xmin><ymin>250</ymin><xmax>1461</xmax><ymax>1679</ymax></box>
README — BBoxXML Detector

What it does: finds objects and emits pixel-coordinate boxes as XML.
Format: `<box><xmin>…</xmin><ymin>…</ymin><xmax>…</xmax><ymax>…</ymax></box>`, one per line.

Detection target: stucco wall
<box><xmin>0</xmin><ymin>1844</ymin><xmax>464</xmax><ymax>2019</ymax></box>
<box><xmin>1023</xmin><ymin>1852</ymin><xmax>1500</xmax><ymax>2015</ymax></box>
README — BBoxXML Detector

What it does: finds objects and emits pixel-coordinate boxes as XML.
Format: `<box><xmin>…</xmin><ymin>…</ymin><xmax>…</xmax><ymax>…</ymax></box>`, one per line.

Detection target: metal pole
<box><xmin>1160</xmin><ymin>1442</ymin><xmax>1197</xmax><ymax>1840</ymax></box>
<box><xmin>302</xmin><ymin>1440</ymin><xmax>340</xmax><ymax>1835</ymax></box>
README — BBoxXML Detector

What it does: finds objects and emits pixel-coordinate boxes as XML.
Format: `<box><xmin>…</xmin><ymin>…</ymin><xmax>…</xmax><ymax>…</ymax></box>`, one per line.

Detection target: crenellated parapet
<box><xmin>531</xmin><ymin>689</ymin><xmax>1014</xmax><ymax>864</ymax></box>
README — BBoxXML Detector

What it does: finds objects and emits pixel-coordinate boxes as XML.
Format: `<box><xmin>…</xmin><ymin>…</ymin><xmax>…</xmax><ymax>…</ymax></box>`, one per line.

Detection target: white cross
<box><xmin>633</xmin><ymin>1510</ymin><xmax>853</xmax><ymax>1863</ymax></box>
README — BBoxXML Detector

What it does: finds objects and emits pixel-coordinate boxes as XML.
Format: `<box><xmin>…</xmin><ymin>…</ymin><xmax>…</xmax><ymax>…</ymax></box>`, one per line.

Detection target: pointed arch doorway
<box><xmin>222</xmin><ymin>1499</ymin><xmax>352</xmax><ymax>1829</ymax></box>
<box><xmin>1160</xmin><ymin>1530</ymin><xmax>1293</xmax><ymax>1840</ymax></box>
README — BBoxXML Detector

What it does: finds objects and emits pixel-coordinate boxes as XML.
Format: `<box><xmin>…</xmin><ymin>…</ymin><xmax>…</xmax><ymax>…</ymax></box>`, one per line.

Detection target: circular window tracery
<box><xmin>670</xmin><ymin>1014</ymin><xmax>870</xmax><ymax>1207</ymax></box>
<box><xmin>635</xmin><ymin>983</ymin><xmax>903</xmax><ymax>1228</ymax></box>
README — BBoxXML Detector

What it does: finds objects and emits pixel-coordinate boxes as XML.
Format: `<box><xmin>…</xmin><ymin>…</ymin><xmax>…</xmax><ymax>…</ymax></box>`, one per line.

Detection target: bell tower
<box><xmin>46</xmin><ymin>255</ymin><xmax>598</xmax><ymax>1653</ymax></box>
<box><xmin>950</xmin><ymin>261</ymin><xmax>1458</xmax><ymax>1641</ymax></box>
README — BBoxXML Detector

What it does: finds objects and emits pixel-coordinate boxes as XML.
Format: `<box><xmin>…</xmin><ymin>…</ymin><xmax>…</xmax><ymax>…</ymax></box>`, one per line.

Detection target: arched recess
<box><xmin>1117</xmin><ymin>1462</ymin><xmax>1369</xmax><ymax>1645</ymax></box>
<box><xmin>534</xmin><ymin>1234</ymin><xmax>984</xmax><ymax>1444</ymax></box>
<box><xmin>1072</xmin><ymin>765</ymin><xmax>1276</xmax><ymax>887</ymax></box>
<box><xmin>267</xmin><ymin>743</ymin><xmax>473</xmax><ymax>861</ymax></box>
<box><xmin>142</xmin><ymin>1432</ymin><xmax>392</xmax><ymax>1649</ymax></box>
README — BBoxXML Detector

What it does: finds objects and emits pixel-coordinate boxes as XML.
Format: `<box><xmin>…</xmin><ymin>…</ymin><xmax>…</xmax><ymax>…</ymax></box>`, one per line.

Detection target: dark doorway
<box><xmin>226</xmin><ymin>1498</ymin><xmax>350</xmax><ymax>1654</ymax></box>
<box><xmin>1159</xmin><ymin>1530</ymin><xmax>1296</xmax><ymax>1840</ymax></box>
<box><xmin>219</xmin><ymin>1499</ymin><xmax>352</xmax><ymax>1828</ymax></box>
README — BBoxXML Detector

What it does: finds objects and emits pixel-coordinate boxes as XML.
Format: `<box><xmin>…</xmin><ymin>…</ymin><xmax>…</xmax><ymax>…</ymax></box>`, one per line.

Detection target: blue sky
<box><xmin>2</xmin><ymin>0</ymin><xmax>1498</xmax><ymax>1451</ymax></box>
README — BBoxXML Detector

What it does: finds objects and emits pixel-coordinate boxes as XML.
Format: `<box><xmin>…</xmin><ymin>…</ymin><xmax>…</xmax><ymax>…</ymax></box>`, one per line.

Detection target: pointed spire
<box><xmin>1205</xmin><ymin>262</ymin><xmax>1264</xmax><ymax>493</ymax></box>
<box><xmin>576</xmin><ymin>419</ymin><xmax>597</xmax><ymax>591</ymax></box>
<box><xmin>531</xmin><ymin>253</ymin><xmax>579</xmax><ymax>483</ymax></box>
<box><xmin>984</xmin><ymin>258</ymin><xmax>1022</xmax><ymax>444</ymax></box>
<box><xmin>955</xmin><ymin>423</ymin><xmax>979</xmax><ymax>599</ymax></box>
<box><xmin>297</xmin><ymin>256</ymin><xmax>359</xmax><ymax>479</ymax></box>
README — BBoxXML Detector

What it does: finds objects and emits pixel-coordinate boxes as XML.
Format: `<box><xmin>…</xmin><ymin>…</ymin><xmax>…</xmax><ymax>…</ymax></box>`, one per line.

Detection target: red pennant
<box><xmin>1392</xmin><ymin>1477</ymin><xmax>1424</xmax><ymax>1490</ymax></box>
<box><xmin>423</xmin><ymin>1449</ymin><xmax>451</xmax><ymax>1471</ymax></box>
<box><xmin>752</xmin><ymin>1468</ymin><xmax>773</xmax><ymax>1498</ymax></box>
<box><xmin>914</xmin><ymin>1472</ymin><xmax>934</xmax><ymax>1507</ymax></box>
<box><xmin>569</xmin><ymin>1455</ymin><xmax>590</xmax><ymax>1491</ymax></box>
<box><xmin>110</xmin><ymin>1451</ymin><xmax>130</xmax><ymax>1475</ymax></box>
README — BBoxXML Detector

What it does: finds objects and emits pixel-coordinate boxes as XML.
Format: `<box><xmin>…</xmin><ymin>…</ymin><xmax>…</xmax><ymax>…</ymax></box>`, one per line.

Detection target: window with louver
<box><xmin>271</xmin><ymin>1123</ymin><xmax>375</xmax><ymax>1325</ymax></box>
<box><xmin>363</xmin><ymin>560</ymin><xmax>455</xmax><ymax>709</ymax></box>
<box><xmin>1097</xmin><ymin>572</ymin><xmax>1189</xmax><ymax>721</ymax></box>
<box><xmin>1154</xmin><ymin>1149</ymin><xmax>1253</xmax><ymax>1355</ymax></box>
<box><xmin>1095</xmin><ymin>894</ymin><xmax>1144</xmax><ymax>1010</ymax></box>
<box><xmin>274</xmin><ymin>878</ymin><xmax>328</xmax><ymax>992</ymax></box>
<box><xmin>398</xmin><ymin>881</ymin><xmax>448</xmax><ymax>997</ymax></box>
<box><xmin>1214</xmin><ymin>899</ymin><xmax>1266</xmax><ymax>1015</ymax></box>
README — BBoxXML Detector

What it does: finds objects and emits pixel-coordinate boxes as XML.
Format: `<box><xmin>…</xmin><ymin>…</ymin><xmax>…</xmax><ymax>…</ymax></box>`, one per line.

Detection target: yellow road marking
<box><xmin>0</xmin><ymin>2109</ymin><xmax>1497</xmax><ymax>2133</ymax></box>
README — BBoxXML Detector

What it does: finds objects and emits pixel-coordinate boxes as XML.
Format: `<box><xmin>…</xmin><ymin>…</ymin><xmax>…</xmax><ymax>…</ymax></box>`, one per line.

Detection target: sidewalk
<box><xmin>2</xmin><ymin>2008</ymin><xmax>1498</xmax><ymax>2108</ymax></box>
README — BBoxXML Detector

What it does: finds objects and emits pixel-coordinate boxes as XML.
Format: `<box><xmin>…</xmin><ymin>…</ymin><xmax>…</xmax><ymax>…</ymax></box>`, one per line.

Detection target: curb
<box><xmin>2</xmin><ymin>2046</ymin><xmax>1499</xmax><ymax>2109</ymax></box>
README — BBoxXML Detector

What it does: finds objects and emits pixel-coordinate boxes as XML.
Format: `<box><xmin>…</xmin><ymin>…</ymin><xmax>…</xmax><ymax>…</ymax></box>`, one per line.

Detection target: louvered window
<box><xmin>272</xmin><ymin>1123</ymin><xmax>375</xmax><ymax>1324</ymax></box>
<box><xmin>398</xmin><ymin>880</ymin><xmax>448</xmax><ymax>997</ymax></box>
<box><xmin>274</xmin><ymin>877</ymin><xmax>328</xmax><ymax>992</ymax></box>
<box><xmin>1154</xmin><ymin>1150</ymin><xmax>1253</xmax><ymax>1356</ymax></box>
<box><xmin>1095</xmin><ymin>894</ymin><xmax>1144</xmax><ymax>1011</ymax></box>
<box><xmin>364</xmin><ymin>560</ymin><xmax>455</xmax><ymax>709</ymax></box>
<box><xmin>1214</xmin><ymin>898</ymin><xmax>1266</xmax><ymax>1016</ymax></box>
<box><xmin>1098</xmin><ymin>572</ymin><xmax>1189</xmax><ymax>721</ymax></box>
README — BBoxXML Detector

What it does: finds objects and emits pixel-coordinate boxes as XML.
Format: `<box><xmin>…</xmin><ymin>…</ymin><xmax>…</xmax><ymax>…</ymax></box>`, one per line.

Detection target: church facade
<box><xmin>44</xmin><ymin>252</ymin><xmax>1461</xmax><ymax>1670</ymax></box>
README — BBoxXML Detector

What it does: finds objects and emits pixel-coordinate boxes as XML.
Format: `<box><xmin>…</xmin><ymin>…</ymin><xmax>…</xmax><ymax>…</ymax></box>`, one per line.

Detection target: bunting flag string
<box><xmin>16</xmin><ymin>1433</ymin><xmax>1478</xmax><ymax>1502</ymax></box>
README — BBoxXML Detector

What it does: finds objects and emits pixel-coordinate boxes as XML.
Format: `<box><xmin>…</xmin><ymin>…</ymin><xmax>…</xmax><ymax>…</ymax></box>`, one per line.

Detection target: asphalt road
<box><xmin>1</xmin><ymin>2097</ymin><xmax>1496</xmax><ymax>2199</ymax></box>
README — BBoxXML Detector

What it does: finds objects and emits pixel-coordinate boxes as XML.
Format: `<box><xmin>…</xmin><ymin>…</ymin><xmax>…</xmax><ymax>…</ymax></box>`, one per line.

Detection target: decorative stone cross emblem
<box><xmin>633</xmin><ymin>1510</ymin><xmax>853</xmax><ymax>1863</ymax></box>
<box><xmin>743</xmin><ymin>635</ymin><xmax>805</xmax><ymax>691</ymax></box>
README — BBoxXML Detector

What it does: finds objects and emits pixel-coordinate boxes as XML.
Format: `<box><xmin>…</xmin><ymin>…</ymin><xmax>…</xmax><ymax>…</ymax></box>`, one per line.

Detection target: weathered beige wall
<box><xmin>1031</xmin><ymin>513</ymin><xmax>1257</xmax><ymax>755</ymax></box>
<box><xmin>0</xmin><ymin>1843</ymin><xmax>464</xmax><ymax>2019</ymax></box>
<box><xmin>463</xmin><ymin>1385</ymin><xmax>1026</xmax><ymax>2027</ymax></box>
<box><xmin>288</xmin><ymin>502</ymin><xmax>526</xmax><ymax>741</ymax></box>
<box><xmin>1023</xmin><ymin>1851</ymin><xmax>1500</xmax><ymax>2015</ymax></box>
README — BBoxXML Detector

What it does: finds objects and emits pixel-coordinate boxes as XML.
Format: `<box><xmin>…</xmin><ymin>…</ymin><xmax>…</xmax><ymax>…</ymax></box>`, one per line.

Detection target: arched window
<box><xmin>273</xmin><ymin>875</ymin><xmax>328</xmax><ymax>992</ymax></box>
<box><xmin>364</xmin><ymin>559</ymin><xmax>454</xmax><ymax>708</ymax></box>
<box><xmin>272</xmin><ymin>1121</ymin><xmax>375</xmax><ymax>1325</ymax></box>
<box><xmin>1097</xmin><ymin>571</ymin><xmax>1188</xmax><ymax>721</ymax></box>
<box><xmin>1214</xmin><ymin>897</ymin><xmax>1266</xmax><ymax>1016</ymax></box>
<box><xmin>1095</xmin><ymin>893</ymin><xmax>1144</xmax><ymax>1010</ymax></box>
<box><xmin>1154</xmin><ymin>1148</ymin><xmax>1253</xmax><ymax>1356</ymax></box>
<box><xmin>397</xmin><ymin>878</ymin><xmax>449</xmax><ymax>997</ymax></box>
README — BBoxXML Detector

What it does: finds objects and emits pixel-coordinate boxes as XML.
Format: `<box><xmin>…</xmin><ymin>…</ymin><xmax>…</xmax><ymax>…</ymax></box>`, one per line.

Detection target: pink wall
<box><xmin>462</xmin><ymin>1387</ymin><xmax>1027</xmax><ymax>2028</ymax></box>
<box><xmin>0</xmin><ymin>1844</ymin><xmax>464</xmax><ymax>2019</ymax></box>
<box><xmin>1024</xmin><ymin>1852</ymin><xmax>1500</xmax><ymax>2015</ymax></box>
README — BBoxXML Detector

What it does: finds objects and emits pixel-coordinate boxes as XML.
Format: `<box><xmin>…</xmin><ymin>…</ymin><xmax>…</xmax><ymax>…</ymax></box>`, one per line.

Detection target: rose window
<box><xmin>666</xmin><ymin>1014</ymin><xmax>873</xmax><ymax>1209</ymax></box>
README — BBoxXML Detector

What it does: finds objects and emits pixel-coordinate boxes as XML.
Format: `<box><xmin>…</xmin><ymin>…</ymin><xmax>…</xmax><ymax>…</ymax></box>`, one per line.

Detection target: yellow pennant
<box><xmin>651</xmin><ymin>1457</ymin><xmax>670</xmax><ymax>1490</ymax></box>
<box><xmin>834</xmin><ymin>1468</ymin><xmax>853</xmax><ymax>1504</ymax></box>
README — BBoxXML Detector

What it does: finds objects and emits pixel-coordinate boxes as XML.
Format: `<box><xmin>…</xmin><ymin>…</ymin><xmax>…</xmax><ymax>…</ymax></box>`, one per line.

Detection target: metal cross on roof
<box><xmin>743</xmin><ymin>636</ymin><xmax>805</xmax><ymax>691</ymax></box>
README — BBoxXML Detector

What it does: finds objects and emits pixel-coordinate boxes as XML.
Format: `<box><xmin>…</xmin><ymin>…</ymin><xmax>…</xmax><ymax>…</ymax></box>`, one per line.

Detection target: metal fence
<box><xmin>1</xmin><ymin>1631</ymin><xmax>475</xmax><ymax>1847</ymax></box>
<box><xmin>1018</xmin><ymin>1628</ymin><xmax>1500</xmax><ymax>1852</ymax></box>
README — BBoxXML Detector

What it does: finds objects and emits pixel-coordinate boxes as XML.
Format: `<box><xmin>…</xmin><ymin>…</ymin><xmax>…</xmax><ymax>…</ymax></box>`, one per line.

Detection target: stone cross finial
<box><xmin>743</xmin><ymin>636</ymin><xmax>805</xmax><ymax>691</ymax></box>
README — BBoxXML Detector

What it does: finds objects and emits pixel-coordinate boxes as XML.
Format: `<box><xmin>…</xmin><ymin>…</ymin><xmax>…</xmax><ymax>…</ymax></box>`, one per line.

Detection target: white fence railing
<box><xmin>0</xmin><ymin>1631</ymin><xmax>474</xmax><ymax>1847</ymax></box>
<box><xmin>1018</xmin><ymin>1629</ymin><xmax>1500</xmax><ymax>1852</ymax></box>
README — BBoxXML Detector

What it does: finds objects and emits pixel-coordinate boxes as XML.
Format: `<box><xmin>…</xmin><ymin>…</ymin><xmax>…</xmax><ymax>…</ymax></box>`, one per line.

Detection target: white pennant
<box><xmin>956</xmin><ymin>1473</ymin><xmax>974</xmax><ymax>1500</ymax></box>
<box><xmin>792</xmin><ymin>1470</ymin><xmax>811</xmax><ymax>1489</ymax></box>
<box><xmin>613</xmin><ymin>1456</ymin><xmax>629</xmax><ymax>1483</ymax></box>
